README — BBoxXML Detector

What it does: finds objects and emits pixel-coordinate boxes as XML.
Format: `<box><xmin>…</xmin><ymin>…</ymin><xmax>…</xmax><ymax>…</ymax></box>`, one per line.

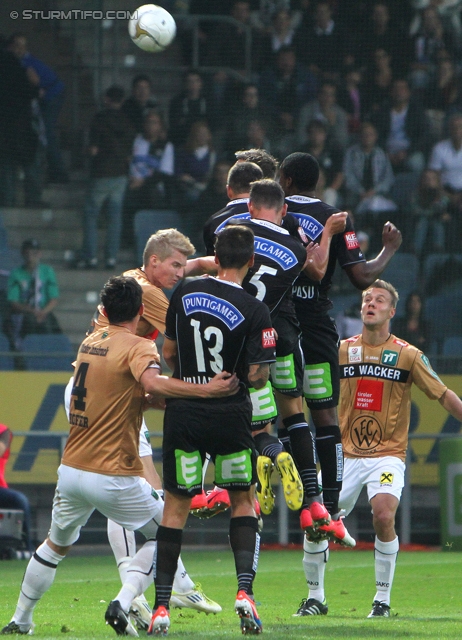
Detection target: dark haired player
<box><xmin>278</xmin><ymin>153</ymin><xmax>402</xmax><ymax>589</ymax></box>
<box><xmin>149</xmin><ymin>224</ymin><xmax>276</xmax><ymax>635</ymax></box>
<box><xmin>0</xmin><ymin>276</ymin><xmax>237</xmax><ymax>637</ymax></box>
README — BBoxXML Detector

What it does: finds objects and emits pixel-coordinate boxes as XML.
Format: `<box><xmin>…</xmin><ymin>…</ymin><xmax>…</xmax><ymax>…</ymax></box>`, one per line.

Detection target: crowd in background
<box><xmin>1</xmin><ymin>0</ymin><xmax>462</xmax><ymax>349</ymax></box>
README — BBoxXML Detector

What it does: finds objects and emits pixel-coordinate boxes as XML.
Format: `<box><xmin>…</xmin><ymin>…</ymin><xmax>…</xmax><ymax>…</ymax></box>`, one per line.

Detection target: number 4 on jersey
<box><xmin>72</xmin><ymin>362</ymin><xmax>89</xmax><ymax>411</ymax></box>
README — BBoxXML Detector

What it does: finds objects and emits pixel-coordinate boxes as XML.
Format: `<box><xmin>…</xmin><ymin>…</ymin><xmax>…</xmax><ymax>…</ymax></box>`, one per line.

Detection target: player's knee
<box><xmin>372</xmin><ymin>509</ymin><xmax>395</xmax><ymax>533</ymax></box>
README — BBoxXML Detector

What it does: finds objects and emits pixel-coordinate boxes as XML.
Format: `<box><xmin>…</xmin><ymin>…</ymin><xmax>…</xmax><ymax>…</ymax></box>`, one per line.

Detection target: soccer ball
<box><xmin>128</xmin><ymin>4</ymin><xmax>176</xmax><ymax>53</ymax></box>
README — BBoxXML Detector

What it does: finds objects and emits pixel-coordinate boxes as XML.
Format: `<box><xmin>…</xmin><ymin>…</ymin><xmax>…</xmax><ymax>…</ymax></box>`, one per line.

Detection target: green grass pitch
<box><xmin>1</xmin><ymin>548</ymin><xmax>461</xmax><ymax>639</ymax></box>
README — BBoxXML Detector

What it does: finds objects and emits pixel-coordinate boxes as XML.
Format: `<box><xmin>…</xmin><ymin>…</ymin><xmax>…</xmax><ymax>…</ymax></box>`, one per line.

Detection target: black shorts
<box><xmin>162</xmin><ymin>395</ymin><xmax>257</xmax><ymax>497</ymax></box>
<box><xmin>271</xmin><ymin>313</ymin><xmax>303</xmax><ymax>398</ymax></box>
<box><xmin>299</xmin><ymin>314</ymin><xmax>340</xmax><ymax>410</ymax></box>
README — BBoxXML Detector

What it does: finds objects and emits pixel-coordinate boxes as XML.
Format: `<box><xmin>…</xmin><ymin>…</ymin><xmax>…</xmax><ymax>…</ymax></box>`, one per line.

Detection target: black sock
<box><xmin>154</xmin><ymin>525</ymin><xmax>182</xmax><ymax>609</ymax></box>
<box><xmin>283</xmin><ymin>414</ymin><xmax>319</xmax><ymax>499</ymax></box>
<box><xmin>277</xmin><ymin>426</ymin><xmax>292</xmax><ymax>456</ymax></box>
<box><xmin>253</xmin><ymin>432</ymin><xmax>283</xmax><ymax>463</ymax></box>
<box><xmin>315</xmin><ymin>424</ymin><xmax>343</xmax><ymax>514</ymax></box>
<box><xmin>229</xmin><ymin>516</ymin><xmax>260</xmax><ymax>595</ymax></box>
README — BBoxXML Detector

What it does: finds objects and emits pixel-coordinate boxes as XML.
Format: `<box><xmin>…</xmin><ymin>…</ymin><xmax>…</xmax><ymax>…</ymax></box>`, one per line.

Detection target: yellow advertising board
<box><xmin>0</xmin><ymin>372</ymin><xmax>461</xmax><ymax>486</ymax></box>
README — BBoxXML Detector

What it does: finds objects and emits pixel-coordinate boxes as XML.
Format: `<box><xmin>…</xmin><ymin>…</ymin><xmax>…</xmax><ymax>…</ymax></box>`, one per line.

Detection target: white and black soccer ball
<box><xmin>128</xmin><ymin>4</ymin><xmax>176</xmax><ymax>53</ymax></box>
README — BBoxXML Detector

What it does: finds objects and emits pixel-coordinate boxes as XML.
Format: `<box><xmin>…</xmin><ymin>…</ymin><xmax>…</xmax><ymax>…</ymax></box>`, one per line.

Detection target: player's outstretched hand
<box><xmin>382</xmin><ymin>222</ymin><xmax>402</xmax><ymax>252</ymax></box>
<box><xmin>325</xmin><ymin>211</ymin><xmax>348</xmax><ymax>236</ymax></box>
<box><xmin>207</xmin><ymin>371</ymin><xmax>240</xmax><ymax>397</ymax></box>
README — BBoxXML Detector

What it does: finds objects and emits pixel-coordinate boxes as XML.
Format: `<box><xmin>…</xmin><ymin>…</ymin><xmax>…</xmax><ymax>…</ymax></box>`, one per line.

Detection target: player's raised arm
<box><xmin>345</xmin><ymin>221</ymin><xmax>402</xmax><ymax>290</ymax></box>
<box><xmin>303</xmin><ymin>211</ymin><xmax>348</xmax><ymax>280</ymax></box>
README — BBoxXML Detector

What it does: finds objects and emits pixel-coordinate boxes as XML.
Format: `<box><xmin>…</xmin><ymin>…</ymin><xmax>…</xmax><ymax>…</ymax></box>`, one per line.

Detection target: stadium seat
<box><xmin>134</xmin><ymin>209</ymin><xmax>183</xmax><ymax>262</ymax></box>
<box><xmin>22</xmin><ymin>334</ymin><xmax>74</xmax><ymax>371</ymax></box>
<box><xmin>442</xmin><ymin>336</ymin><xmax>462</xmax><ymax>357</ymax></box>
<box><xmin>0</xmin><ymin>333</ymin><xmax>14</xmax><ymax>371</ymax></box>
<box><xmin>424</xmin><ymin>288</ymin><xmax>462</xmax><ymax>352</ymax></box>
<box><xmin>0</xmin><ymin>247</ymin><xmax>22</xmax><ymax>293</ymax></box>
<box><xmin>389</xmin><ymin>172</ymin><xmax>419</xmax><ymax>211</ymax></box>
<box><xmin>422</xmin><ymin>253</ymin><xmax>462</xmax><ymax>290</ymax></box>
<box><xmin>380</xmin><ymin>253</ymin><xmax>420</xmax><ymax>317</ymax></box>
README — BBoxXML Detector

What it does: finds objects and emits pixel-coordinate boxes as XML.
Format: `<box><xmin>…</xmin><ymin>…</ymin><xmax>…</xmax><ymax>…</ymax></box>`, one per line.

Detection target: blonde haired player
<box><xmin>297</xmin><ymin>280</ymin><xmax>462</xmax><ymax>618</ymax></box>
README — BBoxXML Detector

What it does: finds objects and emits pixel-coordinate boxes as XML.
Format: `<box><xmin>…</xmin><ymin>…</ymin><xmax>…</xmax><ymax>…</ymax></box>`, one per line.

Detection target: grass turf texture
<box><xmin>0</xmin><ymin>549</ymin><xmax>461</xmax><ymax>639</ymax></box>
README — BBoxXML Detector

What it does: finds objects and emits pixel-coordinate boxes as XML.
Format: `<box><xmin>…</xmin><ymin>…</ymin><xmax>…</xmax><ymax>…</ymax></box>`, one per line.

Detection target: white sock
<box><xmin>303</xmin><ymin>537</ymin><xmax>329</xmax><ymax>602</ymax></box>
<box><xmin>115</xmin><ymin>540</ymin><xmax>156</xmax><ymax>612</ymax></box>
<box><xmin>373</xmin><ymin>536</ymin><xmax>399</xmax><ymax>605</ymax></box>
<box><xmin>107</xmin><ymin>520</ymin><xmax>137</xmax><ymax>584</ymax></box>
<box><xmin>13</xmin><ymin>541</ymin><xmax>65</xmax><ymax>626</ymax></box>
<box><xmin>172</xmin><ymin>556</ymin><xmax>195</xmax><ymax>593</ymax></box>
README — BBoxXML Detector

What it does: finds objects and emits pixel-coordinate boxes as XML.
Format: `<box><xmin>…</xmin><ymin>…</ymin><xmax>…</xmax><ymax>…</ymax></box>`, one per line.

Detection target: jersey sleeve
<box><xmin>245</xmin><ymin>302</ymin><xmax>277</xmax><ymax>366</ymax></box>
<box><xmin>411</xmin><ymin>350</ymin><xmax>447</xmax><ymax>400</ymax></box>
<box><xmin>141</xmin><ymin>286</ymin><xmax>169</xmax><ymax>335</ymax></box>
<box><xmin>335</xmin><ymin>215</ymin><xmax>366</xmax><ymax>269</ymax></box>
<box><xmin>128</xmin><ymin>339</ymin><xmax>161</xmax><ymax>382</ymax></box>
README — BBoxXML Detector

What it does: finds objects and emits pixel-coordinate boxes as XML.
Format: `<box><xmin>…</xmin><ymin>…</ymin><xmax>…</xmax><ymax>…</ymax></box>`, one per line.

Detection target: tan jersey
<box><xmin>339</xmin><ymin>333</ymin><xmax>447</xmax><ymax>461</ymax></box>
<box><xmin>62</xmin><ymin>325</ymin><xmax>160</xmax><ymax>476</ymax></box>
<box><xmin>95</xmin><ymin>268</ymin><xmax>169</xmax><ymax>337</ymax></box>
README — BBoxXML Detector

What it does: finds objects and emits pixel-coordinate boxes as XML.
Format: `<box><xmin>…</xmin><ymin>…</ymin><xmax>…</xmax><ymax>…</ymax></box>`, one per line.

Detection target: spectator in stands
<box><xmin>301</xmin><ymin>119</ymin><xmax>344</xmax><ymax>207</ymax></box>
<box><xmin>425</xmin><ymin>55</ymin><xmax>462</xmax><ymax>114</ymax></box>
<box><xmin>0</xmin><ymin>38</ymin><xmax>39</xmax><ymax>207</ymax></box>
<box><xmin>168</xmin><ymin>70</ymin><xmax>210</xmax><ymax>146</ymax></box>
<box><xmin>335</xmin><ymin>294</ymin><xmax>364</xmax><ymax>339</ymax></box>
<box><xmin>123</xmin><ymin>110</ymin><xmax>176</xmax><ymax>245</ymax></box>
<box><xmin>175</xmin><ymin>120</ymin><xmax>216</xmax><ymax>205</ymax></box>
<box><xmin>362</xmin><ymin>48</ymin><xmax>395</xmax><ymax>117</ymax></box>
<box><xmin>294</xmin><ymin>0</ymin><xmax>353</xmax><ymax>80</ymax></box>
<box><xmin>296</xmin><ymin>81</ymin><xmax>349</xmax><ymax>150</ymax></box>
<box><xmin>410</xmin><ymin>169</ymin><xmax>450</xmax><ymax>256</ymax></box>
<box><xmin>0</xmin><ymin>423</ymin><xmax>33</xmax><ymax>555</ymax></box>
<box><xmin>76</xmin><ymin>86</ymin><xmax>135</xmax><ymax>270</ymax></box>
<box><xmin>244</xmin><ymin>119</ymin><xmax>273</xmax><ymax>153</ymax></box>
<box><xmin>259</xmin><ymin>8</ymin><xmax>298</xmax><ymax>64</ymax></box>
<box><xmin>371</xmin><ymin>78</ymin><xmax>428</xmax><ymax>174</ymax></box>
<box><xmin>409</xmin><ymin>0</ymin><xmax>462</xmax><ymax>41</ymax></box>
<box><xmin>7</xmin><ymin>33</ymin><xmax>68</xmax><ymax>184</ymax></box>
<box><xmin>259</xmin><ymin>46</ymin><xmax>317</xmax><ymax>131</ymax></box>
<box><xmin>6</xmin><ymin>239</ymin><xmax>61</xmax><ymax>352</ymax></box>
<box><xmin>122</xmin><ymin>75</ymin><xmax>158</xmax><ymax>134</ymax></box>
<box><xmin>249</xmin><ymin>0</ymin><xmax>302</xmax><ymax>33</ymax></box>
<box><xmin>338</xmin><ymin>66</ymin><xmax>364</xmax><ymax>136</ymax></box>
<box><xmin>209</xmin><ymin>1</ymin><xmax>262</xmax><ymax>72</ymax></box>
<box><xmin>191</xmin><ymin>160</ymin><xmax>232</xmax><ymax>241</ymax></box>
<box><xmin>409</xmin><ymin>6</ymin><xmax>456</xmax><ymax>90</ymax></box>
<box><xmin>343</xmin><ymin>122</ymin><xmax>396</xmax><ymax>248</ymax></box>
<box><xmin>359</xmin><ymin>2</ymin><xmax>409</xmax><ymax>73</ymax></box>
<box><xmin>225</xmin><ymin>83</ymin><xmax>271</xmax><ymax>157</ymax></box>
<box><xmin>428</xmin><ymin>113</ymin><xmax>462</xmax><ymax>248</ymax></box>
<box><xmin>392</xmin><ymin>292</ymin><xmax>430</xmax><ymax>352</ymax></box>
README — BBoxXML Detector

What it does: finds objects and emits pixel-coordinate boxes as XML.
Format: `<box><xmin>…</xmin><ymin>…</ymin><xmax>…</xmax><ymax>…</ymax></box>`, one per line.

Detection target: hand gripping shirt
<box><xmin>95</xmin><ymin>268</ymin><xmax>169</xmax><ymax>338</ymax></box>
<box><xmin>62</xmin><ymin>325</ymin><xmax>160</xmax><ymax>476</ymax></box>
<box><xmin>339</xmin><ymin>333</ymin><xmax>447</xmax><ymax>461</ymax></box>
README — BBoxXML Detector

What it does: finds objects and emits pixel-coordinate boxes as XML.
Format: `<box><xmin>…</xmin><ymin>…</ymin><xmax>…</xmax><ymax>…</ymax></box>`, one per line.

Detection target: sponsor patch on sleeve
<box><xmin>354</xmin><ymin>379</ymin><xmax>383</xmax><ymax>411</ymax></box>
<box><xmin>344</xmin><ymin>231</ymin><xmax>360</xmax><ymax>250</ymax></box>
<box><xmin>262</xmin><ymin>328</ymin><xmax>276</xmax><ymax>348</ymax></box>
